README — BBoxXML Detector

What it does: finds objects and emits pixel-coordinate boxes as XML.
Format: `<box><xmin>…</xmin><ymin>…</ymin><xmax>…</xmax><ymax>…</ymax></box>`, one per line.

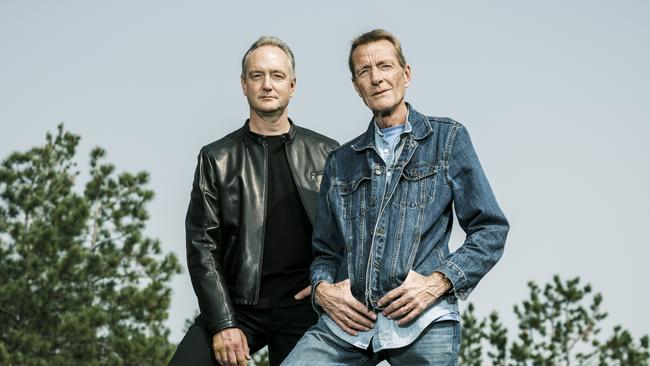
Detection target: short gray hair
<box><xmin>241</xmin><ymin>36</ymin><xmax>295</xmax><ymax>78</ymax></box>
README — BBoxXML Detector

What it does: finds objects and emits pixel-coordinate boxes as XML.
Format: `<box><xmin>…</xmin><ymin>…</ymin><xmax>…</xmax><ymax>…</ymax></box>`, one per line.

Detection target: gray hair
<box><xmin>241</xmin><ymin>36</ymin><xmax>295</xmax><ymax>78</ymax></box>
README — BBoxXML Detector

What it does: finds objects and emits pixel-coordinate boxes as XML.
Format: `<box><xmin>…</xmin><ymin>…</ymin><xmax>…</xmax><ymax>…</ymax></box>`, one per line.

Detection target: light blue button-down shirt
<box><xmin>322</xmin><ymin>116</ymin><xmax>459</xmax><ymax>351</ymax></box>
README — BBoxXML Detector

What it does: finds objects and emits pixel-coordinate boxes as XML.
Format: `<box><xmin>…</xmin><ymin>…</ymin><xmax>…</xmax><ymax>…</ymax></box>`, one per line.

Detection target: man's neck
<box><xmin>373</xmin><ymin>102</ymin><xmax>408</xmax><ymax>129</ymax></box>
<box><xmin>249</xmin><ymin>109</ymin><xmax>291</xmax><ymax>136</ymax></box>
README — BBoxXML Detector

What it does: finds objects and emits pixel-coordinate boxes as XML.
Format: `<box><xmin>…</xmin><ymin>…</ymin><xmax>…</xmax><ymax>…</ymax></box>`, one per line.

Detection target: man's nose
<box><xmin>262</xmin><ymin>75</ymin><xmax>273</xmax><ymax>90</ymax></box>
<box><xmin>370</xmin><ymin>67</ymin><xmax>383</xmax><ymax>85</ymax></box>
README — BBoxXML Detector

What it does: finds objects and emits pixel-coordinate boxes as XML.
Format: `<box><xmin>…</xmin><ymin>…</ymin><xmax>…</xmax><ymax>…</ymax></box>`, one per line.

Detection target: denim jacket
<box><xmin>310</xmin><ymin>103</ymin><xmax>509</xmax><ymax>312</ymax></box>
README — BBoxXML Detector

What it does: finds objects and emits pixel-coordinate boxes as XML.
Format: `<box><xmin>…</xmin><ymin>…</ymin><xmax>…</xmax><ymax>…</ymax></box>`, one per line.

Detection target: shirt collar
<box><xmin>373</xmin><ymin>110</ymin><xmax>412</xmax><ymax>138</ymax></box>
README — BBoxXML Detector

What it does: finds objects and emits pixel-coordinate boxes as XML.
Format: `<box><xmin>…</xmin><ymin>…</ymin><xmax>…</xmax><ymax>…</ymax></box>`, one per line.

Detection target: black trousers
<box><xmin>168</xmin><ymin>300</ymin><xmax>317</xmax><ymax>366</ymax></box>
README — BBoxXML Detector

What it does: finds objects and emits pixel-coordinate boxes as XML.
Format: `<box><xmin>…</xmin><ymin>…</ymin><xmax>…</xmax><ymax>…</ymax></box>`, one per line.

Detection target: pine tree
<box><xmin>460</xmin><ymin>275</ymin><xmax>649</xmax><ymax>365</ymax></box>
<box><xmin>0</xmin><ymin>125</ymin><xmax>181</xmax><ymax>365</ymax></box>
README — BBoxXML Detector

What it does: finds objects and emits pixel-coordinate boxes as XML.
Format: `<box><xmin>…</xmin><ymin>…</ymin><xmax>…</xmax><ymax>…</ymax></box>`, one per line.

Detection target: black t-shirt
<box><xmin>255</xmin><ymin>135</ymin><xmax>313</xmax><ymax>308</ymax></box>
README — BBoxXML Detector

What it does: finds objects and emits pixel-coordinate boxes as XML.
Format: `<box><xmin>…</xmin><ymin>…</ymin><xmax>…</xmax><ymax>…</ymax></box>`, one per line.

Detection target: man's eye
<box><xmin>357</xmin><ymin>69</ymin><xmax>368</xmax><ymax>77</ymax></box>
<box><xmin>380</xmin><ymin>64</ymin><xmax>393</xmax><ymax>70</ymax></box>
<box><xmin>271</xmin><ymin>73</ymin><xmax>285</xmax><ymax>80</ymax></box>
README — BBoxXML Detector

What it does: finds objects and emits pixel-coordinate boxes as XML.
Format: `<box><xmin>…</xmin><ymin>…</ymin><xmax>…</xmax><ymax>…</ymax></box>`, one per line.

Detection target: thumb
<box><xmin>294</xmin><ymin>285</ymin><xmax>311</xmax><ymax>300</ymax></box>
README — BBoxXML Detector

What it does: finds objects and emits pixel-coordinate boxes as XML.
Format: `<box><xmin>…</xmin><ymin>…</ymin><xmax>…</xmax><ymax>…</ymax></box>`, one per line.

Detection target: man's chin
<box><xmin>252</xmin><ymin>105</ymin><xmax>287</xmax><ymax>118</ymax></box>
<box><xmin>371</xmin><ymin>104</ymin><xmax>397</xmax><ymax>117</ymax></box>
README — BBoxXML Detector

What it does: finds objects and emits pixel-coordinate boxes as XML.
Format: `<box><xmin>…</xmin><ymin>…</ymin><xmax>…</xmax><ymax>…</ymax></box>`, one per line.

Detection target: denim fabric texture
<box><xmin>310</xmin><ymin>102</ymin><xmax>509</xmax><ymax>315</ymax></box>
<box><xmin>319</xmin><ymin>114</ymin><xmax>460</xmax><ymax>351</ymax></box>
<box><xmin>282</xmin><ymin>317</ymin><xmax>461</xmax><ymax>366</ymax></box>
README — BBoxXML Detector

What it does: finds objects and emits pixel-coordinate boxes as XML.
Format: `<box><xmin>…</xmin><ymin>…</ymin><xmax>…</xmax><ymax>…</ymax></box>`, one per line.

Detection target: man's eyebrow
<box><xmin>247</xmin><ymin>68</ymin><xmax>287</xmax><ymax>75</ymax></box>
<box><xmin>355</xmin><ymin>63</ymin><xmax>371</xmax><ymax>73</ymax></box>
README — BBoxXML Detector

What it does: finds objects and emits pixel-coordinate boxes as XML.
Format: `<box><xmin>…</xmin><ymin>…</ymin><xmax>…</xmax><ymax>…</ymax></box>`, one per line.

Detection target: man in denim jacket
<box><xmin>283</xmin><ymin>29</ymin><xmax>509</xmax><ymax>365</ymax></box>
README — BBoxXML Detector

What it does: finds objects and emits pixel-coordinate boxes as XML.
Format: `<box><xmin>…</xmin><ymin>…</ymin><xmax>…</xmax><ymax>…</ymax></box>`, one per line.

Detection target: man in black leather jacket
<box><xmin>168</xmin><ymin>36</ymin><xmax>338</xmax><ymax>366</ymax></box>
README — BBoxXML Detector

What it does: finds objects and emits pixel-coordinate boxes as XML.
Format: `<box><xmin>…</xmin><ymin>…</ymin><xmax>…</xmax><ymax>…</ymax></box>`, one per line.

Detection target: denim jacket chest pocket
<box><xmin>393</xmin><ymin>162</ymin><xmax>439</xmax><ymax>207</ymax></box>
<box><xmin>337</xmin><ymin>173</ymin><xmax>372</xmax><ymax>220</ymax></box>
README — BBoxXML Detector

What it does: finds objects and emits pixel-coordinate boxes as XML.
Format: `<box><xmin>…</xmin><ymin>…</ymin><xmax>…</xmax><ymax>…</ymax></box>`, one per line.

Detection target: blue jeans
<box><xmin>281</xmin><ymin>317</ymin><xmax>461</xmax><ymax>366</ymax></box>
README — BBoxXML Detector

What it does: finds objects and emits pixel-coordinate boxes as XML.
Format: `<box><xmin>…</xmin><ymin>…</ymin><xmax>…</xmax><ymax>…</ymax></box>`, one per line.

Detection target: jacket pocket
<box><xmin>338</xmin><ymin>174</ymin><xmax>371</xmax><ymax>220</ymax></box>
<box><xmin>395</xmin><ymin>162</ymin><xmax>438</xmax><ymax>207</ymax></box>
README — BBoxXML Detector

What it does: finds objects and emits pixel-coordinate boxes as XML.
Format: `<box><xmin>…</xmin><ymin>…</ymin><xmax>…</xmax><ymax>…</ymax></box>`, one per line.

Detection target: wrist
<box><xmin>430</xmin><ymin>272</ymin><xmax>452</xmax><ymax>292</ymax></box>
<box><xmin>314</xmin><ymin>281</ymin><xmax>331</xmax><ymax>304</ymax></box>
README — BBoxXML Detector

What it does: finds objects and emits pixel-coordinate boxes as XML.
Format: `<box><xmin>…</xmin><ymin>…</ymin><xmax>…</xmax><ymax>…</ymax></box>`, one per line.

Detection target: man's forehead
<box><xmin>353</xmin><ymin>41</ymin><xmax>399</xmax><ymax>62</ymax></box>
<box><xmin>246</xmin><ymin>47</ymin><xmax>292</xmax><ymax>69</ymax></box>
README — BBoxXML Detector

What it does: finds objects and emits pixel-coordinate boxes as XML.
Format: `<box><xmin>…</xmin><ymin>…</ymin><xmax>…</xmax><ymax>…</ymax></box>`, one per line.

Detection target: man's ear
<box><xmin>403</xmin><ymin>64</ymin><xmax>412</xmax><ymax>88</ymax></box>
<box><xmin>290</xmin><ymin>77</ymin><xmax>296</xmax><ymax>97</ymax></box>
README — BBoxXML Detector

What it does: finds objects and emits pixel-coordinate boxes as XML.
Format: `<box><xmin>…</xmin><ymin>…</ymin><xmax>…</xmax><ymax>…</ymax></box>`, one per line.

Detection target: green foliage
<box><xmin>250</xmin><ymin>347</ymin><xmax>269</xmax><ymax>366</ymax></box>
<box><xmin>461</xmin><ymin>303</ymin><xmax>486</xmax><ymax>366</ymax></box>
<box><xmin>460</xmin><ymin>275</ymin><xmax>649</xmax><ymax>366</ymax></box>
<box><xmin>0</xmin><ymin>125</ymin><xmax>181</xmax><ymax>365</ymax></box>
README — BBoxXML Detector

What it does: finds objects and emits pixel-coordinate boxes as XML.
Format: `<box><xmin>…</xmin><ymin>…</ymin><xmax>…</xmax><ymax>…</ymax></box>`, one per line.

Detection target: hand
<box><xmin>293</xmin><ymin>285</ymin><xmax>311</xmax><ymax>300</ymax></box>
<box><xmin>378</xmin><ymin>271</ymin><xmax>452</xmax><ymax>326</ymax></box>
<box><xmin>212</xmin><ymin>327</ymin><xmax>250</xmax><ymax>366</ymax></box>
<box><xmin>315</xmin><ymin>279</ymin><xmax>376</xmax><ymax>336</ymax></box>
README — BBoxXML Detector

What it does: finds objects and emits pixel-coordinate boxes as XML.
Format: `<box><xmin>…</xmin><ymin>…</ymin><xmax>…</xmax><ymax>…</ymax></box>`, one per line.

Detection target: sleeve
<box><xmin>185</xmin><ymin>148</ymin><xmax>238</xmax><ymax>334</ymax></box>
<box><xmin>434</xmin><ymin>124</ymin><xmax>510</xmax><ymax>300</ymax></box>
<box><xmin>309</xmin><ymin>152</ymin><xmax>346</xmax><ymax>314</ymax></box>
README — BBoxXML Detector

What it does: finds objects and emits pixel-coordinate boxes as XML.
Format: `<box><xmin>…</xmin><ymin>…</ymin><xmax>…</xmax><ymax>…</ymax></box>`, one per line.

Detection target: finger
<box><xmin>213</xmin><ymin>349</ymin><xmax>223</xmax><ymax>365</ymax></box>
<box><xmin>216</xmin><ymin>349</ymin><xmax>228</xmax><ymax>366</ymax></box>
<box><xmin>378</xmin><ymin>286</ymin><xmax>404</xmax><ymax>308</ymax></box>
<box><xmin>240</xmin><ymin>331</ymin><xmax>250</xmax><ymax>360</ymax></box>
<box><xmin>294</xmin><ymin>285</ymin><xmax>312</xmax><ymax>300</ymax></box>
<box><xmin>213</xmin><ymin>338</ymin><xmax>225</xmax><ymax>365</ymax></box>
<box><xmin>237</xmin><ymin>352</ymin><xmax>248</xmax><ymax>366</ymax></box>
<box><xmin>382</xmin><ymin>297</ymin><xmax>407</xmax><ymax>317</ymax></box>
<box><xmin>397</xmin><ymin>305</ymin><xmax>423</xmax><ymax>326</ymax></box>
<box><xmin>228</xmin><ymin>338</ymin><xmax>247</xmax><ymax>366</ymax></box>
<box><xmin>334</xmin><ymin>315</ymin><xmax>360</xmax><ymax>336</ymax></box>
<box><xmin>227</xmin><ymin>347</ymin><xmax>238</xmax><ymax>366</ymax></box>
<box><xmin>349</xmin><ymin>298</ymin><xmax>377</xmax><ymax>321</ymax></box>
<box><xmin>347</xmin><ymin>308</ymin><xmax>375</xmax><ymax>329</ymax></box>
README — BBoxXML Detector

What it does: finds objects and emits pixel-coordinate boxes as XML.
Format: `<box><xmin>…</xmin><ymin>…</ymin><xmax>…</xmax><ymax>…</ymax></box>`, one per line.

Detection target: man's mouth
<box><xmin>372</xmin><ymin>89</ymin><xmax>390</xmax><ymax>96</ymax></box>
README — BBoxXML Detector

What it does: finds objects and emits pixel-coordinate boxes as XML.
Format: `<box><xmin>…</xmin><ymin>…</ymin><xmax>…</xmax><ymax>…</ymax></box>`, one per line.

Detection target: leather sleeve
<box><xmin>185</xmin><ymin>148</ymin><xmax>238</xmax><ymax>335</ymax></box>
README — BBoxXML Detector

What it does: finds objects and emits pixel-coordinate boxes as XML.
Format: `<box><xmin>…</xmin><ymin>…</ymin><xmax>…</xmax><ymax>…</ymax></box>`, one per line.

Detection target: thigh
<box><xmin>168</xmin><ymin>319</ymin><xmax>218</xmax><ymax>366</ymax></box>
<box><xmin>384</xmin><ymin>320</ymin><xmax>461</xmax><ymax>366</ymax></box>
<box><xmin>234</xmin><ymin>306</ymin><xmax>271</xmax><ymax>355</ymax></box>
<box><xmin>267</xmin><ymin>301</ymin><xmax>318</xmax><ymax>366</ymax></box>
<box><xmin>281</xmin><ymin>317</ymin><xmax>378</xmax><ymax>366</ymax></box>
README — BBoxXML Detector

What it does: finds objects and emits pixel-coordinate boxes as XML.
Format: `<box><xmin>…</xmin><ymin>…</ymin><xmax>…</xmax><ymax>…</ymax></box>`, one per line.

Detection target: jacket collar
<box><xmin>243</xmin><ymin>118</ymin><xmax>297</xmax><ymax>145</ymax></box>
<box><xmin>351</xmin><ymin>102</ymin><xmax>432</xmax><ymax>151</ymax></box>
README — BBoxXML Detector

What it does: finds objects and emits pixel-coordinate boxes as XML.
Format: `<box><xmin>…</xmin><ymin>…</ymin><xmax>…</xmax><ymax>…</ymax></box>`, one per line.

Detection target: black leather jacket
<box><xmin>185</xmin><ymin>120</ymin><xmax>339</xmax><ymax>335</ymax></box>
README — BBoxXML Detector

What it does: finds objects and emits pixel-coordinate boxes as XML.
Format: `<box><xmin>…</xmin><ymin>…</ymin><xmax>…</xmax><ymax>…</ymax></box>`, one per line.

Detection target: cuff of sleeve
<box><xmin>434</xmin><ymin>261</ymin><xmax>470</xmax><ymax>301</ymax></box>
<box><xmin>310</xmin><ymin>267</ymin><xmax>335</xmax><ymax>315</ymax></box>
<box><xmin>205</xmin><ymin>317</ymin><xmax>239</xmax><ymax>336</ymax></box>
<box><xmin>310</xmin><ymin>280</ymin><xmax>331</xmax><ymax>315</ymax></box>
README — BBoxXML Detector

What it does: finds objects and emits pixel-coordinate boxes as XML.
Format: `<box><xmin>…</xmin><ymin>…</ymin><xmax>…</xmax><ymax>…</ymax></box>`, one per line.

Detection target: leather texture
<box><xmin>185</xmin><ymin>120</ymin><xmax>338</xmax><ymax>335</ymax></box>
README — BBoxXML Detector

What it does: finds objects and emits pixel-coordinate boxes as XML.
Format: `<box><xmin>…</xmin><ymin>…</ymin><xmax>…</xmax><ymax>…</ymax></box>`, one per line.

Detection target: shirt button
<box><xmin>375</xmin><ymin>167</ymin><xmax>382</xmax><ymax>175</ymax></box>
<box><xmin>377</xmin><ymin>228</ymin><xmax>385</xmax><ymax>235</ymax></box>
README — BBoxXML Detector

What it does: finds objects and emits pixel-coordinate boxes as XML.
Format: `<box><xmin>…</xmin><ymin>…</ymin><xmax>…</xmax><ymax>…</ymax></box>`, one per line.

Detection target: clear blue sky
<box><xmin>1</xmin><ymin>0</ymin><xmax>649</xmax><ymax>343</ymax></box>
